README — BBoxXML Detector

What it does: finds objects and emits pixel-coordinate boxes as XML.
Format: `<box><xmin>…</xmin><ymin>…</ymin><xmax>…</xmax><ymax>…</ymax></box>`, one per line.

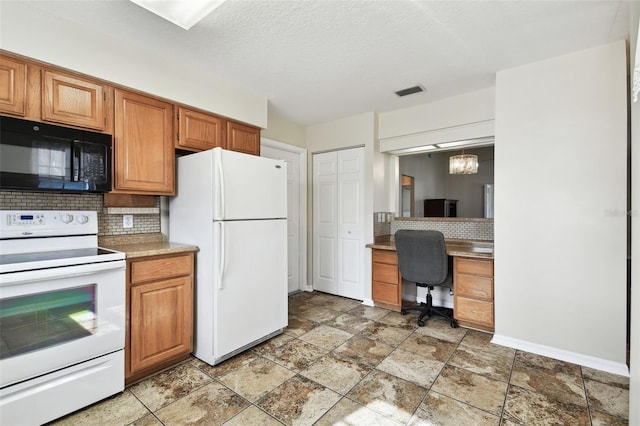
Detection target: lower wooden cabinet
<box><xmin>126</xmin><ymin>252</ymin><xmax>194</xmax><ymax>384</ymax></box>
<box><xmin>371</xmin><ymin>249</ymin><xmax>402</xmax><ymax>311</ymax></box>
<box><xmin>453</xmin><ymin>257</ymin><xmax>494</xmax><ymax>332</ymax></box>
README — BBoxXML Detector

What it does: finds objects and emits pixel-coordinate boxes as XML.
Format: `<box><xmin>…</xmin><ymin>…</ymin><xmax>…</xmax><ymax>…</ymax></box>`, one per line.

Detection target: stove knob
<box><xmin>77</xmin><ymin>215</ymin><xmax>89</xmax><ymax>224</ymax></box>
<box><xmin>61</xmin><ymin>214</ymin><xmax>74</xmax><ymax>224</ymax></box>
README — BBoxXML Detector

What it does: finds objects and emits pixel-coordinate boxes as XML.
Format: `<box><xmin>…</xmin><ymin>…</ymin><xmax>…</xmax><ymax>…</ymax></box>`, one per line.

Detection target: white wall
<box><xmin>629</xmin><ymin>5</ymin><xmax>640</xmax><ymax>424</ymax></box>
<box><xmin>378</xmin><ymin>87</ymin><xmax>495</xmax><ymax>152</ymax></box>
<box><xmin>0</xmin><ymin>2</ymin><xmax>267</xmax><ymax>128</ymax></box>
<box><xmin>493</xmin><ymin>41</ymin><xmax>628</xmax><ymax>374</ymax></box>
<box><xmin>262</xmin><ymin>110</ymin><xmax>307</xmax><ymax>149</ymax></box>
<box><xmin>306</xmin><ymin>112</ymin><xmax>382</xmax><ymax>304</ymax></box>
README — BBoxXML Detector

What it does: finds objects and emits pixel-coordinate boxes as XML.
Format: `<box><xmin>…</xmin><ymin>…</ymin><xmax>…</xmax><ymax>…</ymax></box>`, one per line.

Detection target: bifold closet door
<box><xmin>312</xmin><ymin>147</ymin><xmax>364</xmax><ymax>300</ymax></box>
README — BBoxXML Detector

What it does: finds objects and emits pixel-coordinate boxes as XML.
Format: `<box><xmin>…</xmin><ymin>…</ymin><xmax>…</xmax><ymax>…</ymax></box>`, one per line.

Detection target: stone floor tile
<box><xmin>284</xmin><ymin>316</ymin><xmax>320</xmax><ymax>337</ymax></box>
<box><xmin>409</xmin><ymin>391</ymin><xmax>501</xmax><ymax>425</ymax></box>
<box><xmin>359</xmin><ymin>321</ymin><xmax>413</xmax><ymax>347</ymax></box>
<box><xmin>223</xmin><ymin>405</ymin><xmax>284</xmax><ymax>426</ymax></box>
<box><xmin>300</xmin><ymin>352</ymin><xmax>372</xmax><ymax>394</ymax></box>
<box><xmin>431</xmin><ymin>365</ymin><xmax>508</xmax><ymax>416</ymax></box>
<box><xmin>298</xmin><ymin>324</ymin><xmax>353</xmax><ymax>351</ymax></box>
<box><xmin>219</xmin><ymin>357</ymin><xmax>296</xmax><ymax>402</ymax></box>
<box><xmin>154</xmin><ymin>381</ymin><xmax>248</xmax><ymax>426</ymax></box>
<box><xmin>503</xmin><ymin>385</ymin><xmax>591</xmax><ymax>425</ymax></box>
<box><xmin>128</xmin><ymin>363</ymin><xmax>213</xmax><ymax>412</ymax></box>
<box><xmin>412</xmin><ymin>315</ymin><xmax>468</xmax><ymax>343</ymax></box>
<box><xmin>192</xmin><ymin>351</ymin><xmax>258</xmax><ymax>378</ymax></box>
<box><xmin>460</xmin><ymin>329</ymin><xmax>516</xmax><ymax>358</ymax></box>
<box><xmin>584</xmin><ymin>378</ymin><xmax>630</xmax><ymax>420</ymax></box>
<box><xmin>514</xmin><ymin>351</ymin><xmax>581</xmax><ymax>377</ymax></box>
<box><xmin>323</xmin><ymin>312</ymin><xmax>375</xmax><ymax>334</ymax></box>
<box><xmin>250</xmin><ymin>333</ymin><xmax>295</xmax><ymax>356</ymax></box>
<box><xmin>258</xmin><ymin>376</ymin><xmax>342</xmax><ymax>426</ymax></box>
<box><xmin>333</xmin><ymin>335</ymin><xmax>394</xmax><ymax>367</ymax></box>
<box><xmin>448</xmin><ymin>346</ymin><xmax>513</xmax><ymax>382</ymax></box>
<box><xmin>376</xmin><ymin>348</ymin><xmax>445</xmax><ymax>388</ymax></box>
<box><xmin>51</xmin><ymin>390</ymin><xmax>150</xmax><ymax>426</ymax></box>
<box><xmin>377</xmin><ymin>310</ymin><xmax>420</xmax><ymax>330</ymax></box>
<box><xmin>347</xmin><ymin>304</ymin><xmax>391</xmax><ymax>321</ymax></box>
<box><xmin>582</xmin><ymin>366</ymin><xmax>630</xmax><ymax>389</ymax></box>
<box><xmin>346</xmin><ymin>369</ymin><xmax>427</xmax><ymax>423</ymax></box>
<box><xmin>263</xmin><ymin>338</ymin><xmax>328</xmax><ymax>372</ymax></box>
<box><xmin>398</xmin><ymin>333</ymin><xmax>458</xmax><ymax>362</ymax></box>
<box><xmin>590</xmin><ymin>410</ymin><xmax>629</xmax><ymax>426</ymax></box>
<box><xmin>296</xmin><ymin>305</ymin><xmax>341</xmax><ymax>323</ymax></box>
<box><xmin>316</xmin><ymin>295</ymin><xmax>363</xmax><ymax>312</ymax></box>
<box><xmin>315</xmin><ymin>397</ymin><xmax>403</xmax><ymax>426</ymax></box>
<box><xmin>510</xmin><ymin>360</ymin><xmax>587</xmax><ymax>407</ymax></box>
<box><xmin>131</xmin><ymin>414</ymin><xmax>164</xmax><ymax>426</ymax></box>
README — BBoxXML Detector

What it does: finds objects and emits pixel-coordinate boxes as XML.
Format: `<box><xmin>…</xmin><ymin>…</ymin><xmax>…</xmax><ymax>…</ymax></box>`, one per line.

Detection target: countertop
<box><xmin>367</xmin><ymin>235</ymin><xmax>494</xmax><ymax>259</ymax></box>
<box><xmin>99</xmin><ymin>233</ymin><xmax>198</xmax><ymax>259</ymax></box>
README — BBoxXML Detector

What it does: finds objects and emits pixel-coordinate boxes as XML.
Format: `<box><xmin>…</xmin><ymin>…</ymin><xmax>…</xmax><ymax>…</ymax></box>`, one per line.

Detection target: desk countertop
<box><xmin>366</xmin><ymin>235</ymin><xmax>494</xmax><ymax>259</ymax></box>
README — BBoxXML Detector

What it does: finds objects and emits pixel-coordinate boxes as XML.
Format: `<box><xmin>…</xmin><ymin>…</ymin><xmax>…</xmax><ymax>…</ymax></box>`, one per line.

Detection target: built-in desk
<box><xmin>366</xmin><ymin>236</ymin><xmax>495</xmax><ymax>332</ymax></box>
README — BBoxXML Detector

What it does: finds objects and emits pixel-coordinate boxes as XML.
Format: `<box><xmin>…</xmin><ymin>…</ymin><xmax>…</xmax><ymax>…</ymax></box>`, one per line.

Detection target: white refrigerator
<box><xmin>169</xmin><ymin>147</ymin><xmax>288</xmax><ymax>365</ymax></box>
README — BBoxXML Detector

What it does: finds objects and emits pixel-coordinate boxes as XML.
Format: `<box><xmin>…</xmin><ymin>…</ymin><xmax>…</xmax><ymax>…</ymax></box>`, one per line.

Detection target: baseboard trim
<box><xmin>362</xmin><ymin>298</ymin><xmax>374</xmax><ymax>307</ymax></box>
<box><xmin>491</xmin><ymin>334</ymin><xmax>630</xmax><ymax>377</ymax></box>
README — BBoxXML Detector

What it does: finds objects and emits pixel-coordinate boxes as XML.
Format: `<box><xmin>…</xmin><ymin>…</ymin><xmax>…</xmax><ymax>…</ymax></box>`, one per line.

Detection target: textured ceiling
<box><xmin>5</xmin><ymin>0</ymin><xmax>631</xmax><ymax>126</ymax></box>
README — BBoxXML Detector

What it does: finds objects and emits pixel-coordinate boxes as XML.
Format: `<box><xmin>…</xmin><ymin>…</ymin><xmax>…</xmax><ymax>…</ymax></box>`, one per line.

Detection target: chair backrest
<box><xmin>394</xmin><ymin>230</ymin><xmax>448</xmax><ymax>285</ymax></box>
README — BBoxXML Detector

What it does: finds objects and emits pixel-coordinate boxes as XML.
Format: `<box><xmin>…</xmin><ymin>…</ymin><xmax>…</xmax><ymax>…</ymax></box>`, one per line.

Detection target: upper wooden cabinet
<box><xmin>42</xmin><ymin>69</ymin><xmax>109</xmax><ymax>131</ymax></box>
<box><xmin>227</xmin><ymin>120</ymin><xmax>261</xmax><ymax>156</ymax></box>
<box><xmin>114</xmin><ymin>89</ymin><xmax>175</xmax><ymax>195</ymax></box>
<box><xmin>0</xmin><ymin>56</ymin><xmax>27</xmax><ymax>116</ymax></box>
<box><xmin>176</xmin><ymin>107</ymin><xmax>224</xmax><ymax>151</ymax></box>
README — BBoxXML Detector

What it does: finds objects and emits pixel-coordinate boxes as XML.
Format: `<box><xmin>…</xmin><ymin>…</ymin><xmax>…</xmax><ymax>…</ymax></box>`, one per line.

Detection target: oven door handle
<box><xmin>0</xmin><ymin>261</ymin><xmax>125</xmax><ymax>286</ymax></box>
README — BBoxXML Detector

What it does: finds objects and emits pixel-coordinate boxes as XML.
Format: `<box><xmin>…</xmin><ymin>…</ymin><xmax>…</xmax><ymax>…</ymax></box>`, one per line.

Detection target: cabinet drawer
<box><xmin>131</xmin><ymin>254</ymin><xmax>192</xmax><ymax>284</ymax></box>
<box><xmin>372</xmin><ymin>249</ymin><xmax>398</xmax><ymax>265</ymax></box>
<box><xmin>456</xmin><ymin>258</ymin><xmax>493</xmax><ymax>276</ymax></box>
<box><xmin>455</xmin><ymin>297</ymin><xmax>494</xmax><ymax>327</ymax></box>
<box><xmin>372</xmin><ymin>281</ymin><xmax>400</xmax><ymax>306</ymax></box>
<box><xmin>372</xmin><ymin>262</ymin><xmax>399</xmax><ymax>284</ymax></box>
<box><xmin>455</xmin><ymin>274</ymin><xmax>493</xmax><ymax>300</ymax></box>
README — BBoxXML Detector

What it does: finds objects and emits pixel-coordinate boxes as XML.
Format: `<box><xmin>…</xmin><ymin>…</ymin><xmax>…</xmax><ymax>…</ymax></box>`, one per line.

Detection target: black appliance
<box><xmin>0</xmin><ymin>116</ymin><xmax>112</xmax><ymax>193</ymax></box>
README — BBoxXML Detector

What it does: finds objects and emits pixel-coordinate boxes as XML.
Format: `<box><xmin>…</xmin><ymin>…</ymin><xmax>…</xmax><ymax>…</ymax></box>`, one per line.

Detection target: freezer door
<box><xmin>213</xmin><ymin>148</ymin><xmax>287</xmax><ymax>220</ymax></box>
<box><xmin>213</xmin><ymin>219</ymin><xmax>288</xmax><ymax>360</ymax></box>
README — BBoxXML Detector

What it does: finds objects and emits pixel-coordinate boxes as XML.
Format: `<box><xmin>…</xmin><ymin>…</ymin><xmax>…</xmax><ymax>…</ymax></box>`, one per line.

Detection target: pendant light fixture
<box><xmin>449</xmin><ymin>152</ymin><xmax>478</xmax><ymax>174</ymax></box>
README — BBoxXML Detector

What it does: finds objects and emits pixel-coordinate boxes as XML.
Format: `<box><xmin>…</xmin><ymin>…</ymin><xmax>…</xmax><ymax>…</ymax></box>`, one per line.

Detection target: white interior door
<box><xmin>261</xmin><ymin>145</ymin><xmax>302</xmax><ymax>293</ymax></box>
<box><xmin>337</xmin><ymin>148</ymin><xmax>365</xmax><ymax>300</ymax></box>
<box><xmin>313</xmin><ymin>147</ymin><xmax>365</xmax><ymax>300</ymax></box>
<box><xmin>313</xmin><ymin>152</ymin><xmax>338</xmax><ymax>294</ymax></box>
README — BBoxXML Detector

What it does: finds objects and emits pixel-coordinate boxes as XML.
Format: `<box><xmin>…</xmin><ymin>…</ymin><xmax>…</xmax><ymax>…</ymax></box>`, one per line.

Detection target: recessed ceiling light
<box><xmin>395</xmin><ymin>85</ymin><xmax>425</xmax><ymax>97</ymax></box>
<box><xmin>130</xmin><ymin>0</ymin><xmax>226</xmax><ymax>30</ymax></box>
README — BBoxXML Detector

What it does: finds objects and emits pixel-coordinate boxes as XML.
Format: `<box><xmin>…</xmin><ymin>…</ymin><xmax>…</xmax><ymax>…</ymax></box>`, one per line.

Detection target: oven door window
<box><xmin>0</xmin><ymin>284</ymin><xmax>96</xmax><ymax>360</ymax></box>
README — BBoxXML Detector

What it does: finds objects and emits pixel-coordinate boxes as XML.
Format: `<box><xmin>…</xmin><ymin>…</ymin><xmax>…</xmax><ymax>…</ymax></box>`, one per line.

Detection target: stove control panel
<box><xmin>0</xmin><ymin>210</ymin><xmax>98</xmax><ymax>238</ymax></box>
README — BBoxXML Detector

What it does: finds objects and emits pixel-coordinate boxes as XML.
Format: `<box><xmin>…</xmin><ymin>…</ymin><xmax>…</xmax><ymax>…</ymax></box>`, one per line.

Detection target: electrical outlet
<box><xmin>123</xmin><ymin>214</ymin><xmax>134</xmax><ymax>229</ymax></box>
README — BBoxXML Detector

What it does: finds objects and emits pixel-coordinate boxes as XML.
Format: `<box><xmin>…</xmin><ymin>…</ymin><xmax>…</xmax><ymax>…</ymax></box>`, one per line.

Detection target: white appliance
<box><xmin>484</xmin><ymin>183</ymin><xmax>494</xmax><ymax>218</ymax></box>
<box><xmin>170</xmin><ymin>147</ymin><xmax>288</xmax><ymax>365</ymax></box>
<box><xmin>0</xmin><ymin>210</ymin><xmax>125</xmax><ymax>426</ymax></box>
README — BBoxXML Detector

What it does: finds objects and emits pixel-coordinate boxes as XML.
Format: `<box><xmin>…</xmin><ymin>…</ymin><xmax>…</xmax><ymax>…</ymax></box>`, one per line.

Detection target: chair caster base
<box><xmin>418</xmin><ymin>319</ymin><xmax>425</xmax><ymax>327</ymax></box>
<box><xmin>450</xmin><ymin>320</ymin><xmax>458</xmax><ymax>328</ymax></box>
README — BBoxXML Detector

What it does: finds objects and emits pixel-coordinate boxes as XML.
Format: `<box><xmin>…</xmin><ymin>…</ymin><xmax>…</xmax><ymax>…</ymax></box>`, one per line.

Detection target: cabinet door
<box><xmin>129</xmin><ymin>275</ymin><xmax>193</xmax><ymax>374</ymax></box>
<box><xmin>226</xmin><ymin>120</ymin><xmax>260</xmax><ymax>155</ymax></box>
<box><xmin>0</xmin><ymin>56</ymin><xmax>27</xmax><ymax>116</ymax></box>
<box><xmin>176</xmin><ymin>107</ymin><xmax>224</xmax><ymax>151</ymax></box>
<box><xmin>42</xmin><ymin>69</ymin><xmax>107</xmax><ymax>130</ymax></box>
<box><xmin>114</xmin><ymin>89</ymin><xmax>175</xmax><ymax>194</ymax></box>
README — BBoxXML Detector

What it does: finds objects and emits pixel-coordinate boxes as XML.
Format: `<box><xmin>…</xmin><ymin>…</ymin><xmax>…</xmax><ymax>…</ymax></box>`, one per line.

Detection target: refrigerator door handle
<box><xmin>218</xmin><ymin>221</ymin><xmax>225</xmax><ymax>289</ymax></box>
<box><xmin>216</xmin><ymin>151</ymin><xmax>225</xmax><ymax>220</ymax></box>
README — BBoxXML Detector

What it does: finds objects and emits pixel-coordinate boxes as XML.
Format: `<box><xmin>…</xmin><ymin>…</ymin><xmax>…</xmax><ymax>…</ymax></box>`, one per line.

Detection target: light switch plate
<box><xmin>123</xmin><ymin>214</ymin><xmax>134</xmax><ymax>229</ymax></box>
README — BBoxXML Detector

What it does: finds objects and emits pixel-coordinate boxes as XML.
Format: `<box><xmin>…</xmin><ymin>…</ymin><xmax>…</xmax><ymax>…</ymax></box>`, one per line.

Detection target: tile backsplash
<box><xmin>391</xmin><ymin>218</ymin><xmax>494</xmax><ymax>240</ymax></box>
<box><xmin>0</xmin><ymin>191</ymin><xmax>160</xmax><ymax>236</ymax></box>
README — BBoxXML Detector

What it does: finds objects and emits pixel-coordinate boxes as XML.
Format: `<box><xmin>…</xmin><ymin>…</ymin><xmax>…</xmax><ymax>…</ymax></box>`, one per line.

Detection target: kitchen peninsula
<box><xmin>367</xmin><ymin>233</ymin><xmax>495</xmax><ymax>332</ymax></box>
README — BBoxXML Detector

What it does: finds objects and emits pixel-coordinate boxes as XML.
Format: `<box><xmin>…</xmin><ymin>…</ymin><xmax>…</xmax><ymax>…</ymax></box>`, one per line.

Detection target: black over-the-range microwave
<box><xmin>0</xmin><ymin>116</ymin><xmax>112</xmax><ymax>193</ymax></box>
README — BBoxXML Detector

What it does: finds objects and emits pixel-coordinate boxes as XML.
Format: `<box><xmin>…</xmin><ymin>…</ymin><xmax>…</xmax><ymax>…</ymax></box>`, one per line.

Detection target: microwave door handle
<box><xmin>72</xmin><ymin>142</ymin><xmax>81</xmax><ymax>182</ymax></box>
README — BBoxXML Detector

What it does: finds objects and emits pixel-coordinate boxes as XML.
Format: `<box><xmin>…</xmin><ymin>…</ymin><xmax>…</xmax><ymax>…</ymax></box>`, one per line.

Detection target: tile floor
<box><xmin>51</xmin><ymin>291</ymin><xmax>630</xmax><ymax>425</ymax></box>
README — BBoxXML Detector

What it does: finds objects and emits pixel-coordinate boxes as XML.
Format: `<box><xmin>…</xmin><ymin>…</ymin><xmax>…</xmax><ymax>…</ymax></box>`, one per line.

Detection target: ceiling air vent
<box><xmin>395</xmin><ymin>85</ymin><xmax>424</xmax><ymax>97</ymax></box>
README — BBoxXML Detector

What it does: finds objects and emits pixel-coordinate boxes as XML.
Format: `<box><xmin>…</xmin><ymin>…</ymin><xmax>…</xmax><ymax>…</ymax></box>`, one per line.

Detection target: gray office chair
<box><xmin>395</xmin><ymin>230</ymin><xmax>458</xmax><ymax>328</ymax></box>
